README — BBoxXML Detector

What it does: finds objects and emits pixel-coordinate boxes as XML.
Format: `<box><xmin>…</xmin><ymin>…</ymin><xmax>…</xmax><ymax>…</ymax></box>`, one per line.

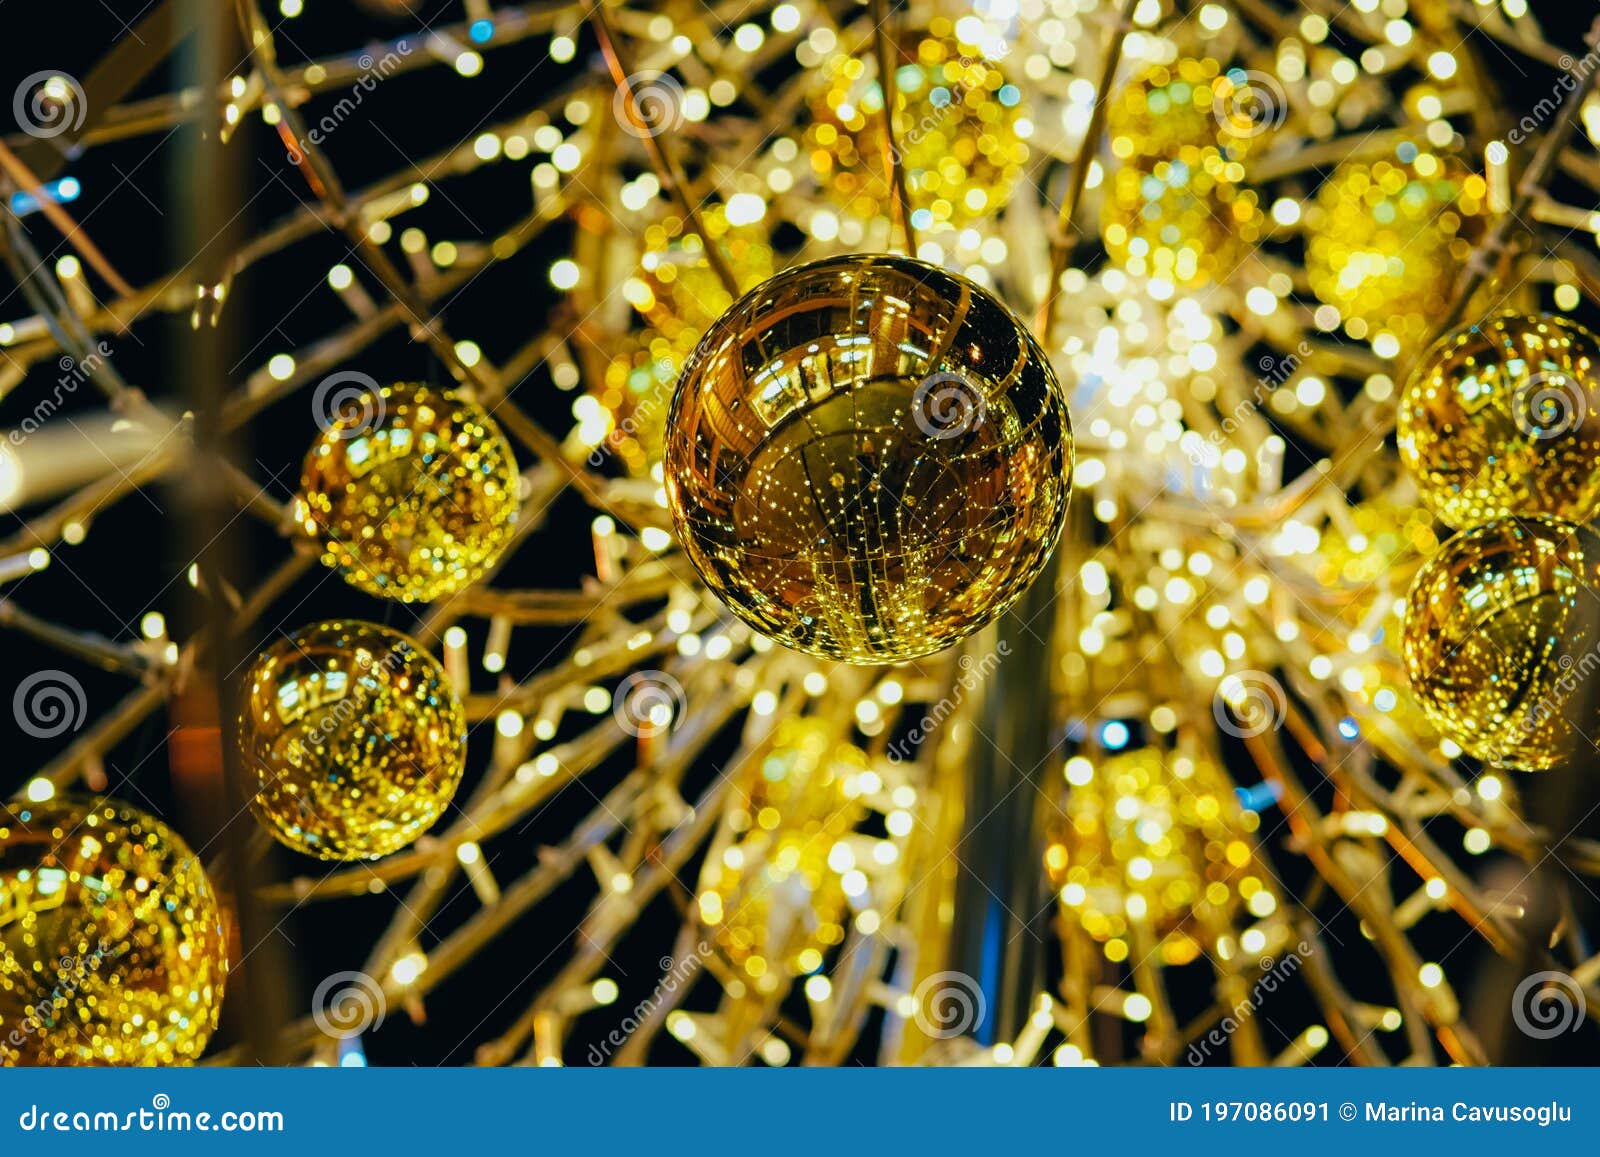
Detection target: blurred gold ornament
<box><xmin>586</xmin><ymin>329</ymin><xmax>693</xmax><ymax>474</ymax></box>
<box><xmin>1046</xmin><ymin>748</ymin><xmax>1266</xmax><ymax>966</ymax></box>
<box><xmin>696</xmin><ymin>718</ymin><xmax>869</xmax><ymax>989</ymax></box>
<box><xmin>664</xmin><ymin>253</ymin><xmax>1072</xmax><ymax>664</ymax></box>
<box><xmin>1305</xmin><ymin>145</ymin><xmax>1487</xmax><ymax>349</ymax></box>
<box><xmin>634</xmin><ymin>204</ymin><xmax>776</xmax><ymax>339</ymax></box>
<box><xmin>1399</xmin><ymin>314</ymin><xmax>1600</xmax><ymax>528</ymax></box>
<box><xmin>0</xmin><ymin>796</ymin><xmax>227</xmax><ymax>1065</ymax></box>
<box><xmin>806</xmin><ymin>21</ymin><xmax>1028</xmax><ymax>232</ymax></box>
<box><xmin>297</xmin><ymin>382</ymin><xmax>520</xmax><ymax>603</ymax></box>
<box><xmin>1101</xmin><ymin>60</ymin><xmax>1265</xmax><ymax>289</ymax></box>
<box><xmin>1402</xmin><ymin>517</ymin><xmax>1600</xmax><ymax>771</ymax></box>
<box><xmin>237</xmin><ymin>620</ymin><xmax>468</xmax><ymax>860</ymax></box>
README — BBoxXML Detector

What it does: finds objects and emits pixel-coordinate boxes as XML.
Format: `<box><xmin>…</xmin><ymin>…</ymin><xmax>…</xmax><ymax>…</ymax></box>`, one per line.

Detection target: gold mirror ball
<box><xmin>1399</xmin><ymin>313</ymin><xmax>1600</xmax><ymax>528</ymax></box>
<box><xmin>663</xmin><ymin>253</ymin><xmax>1072</xmax><ymax>664</ymax></box>
<box><xmin>297</xmin><ymin>382</ymin><xmax>520</xmax><ymax>603</ymax></box>
<box><xmin>1402</xmin><ymin>516</ymin><xmax>1600</xmax><ymax>771</ymax></box>
<box><xmin>0</xmin><ymin>796</ymin><xmax>227</xmax><ymax>1066</ymax></box>
<box><xmin>237</xmin><ymin>620</ymin><xmax>468</xmax><ymax>860</ymax></box>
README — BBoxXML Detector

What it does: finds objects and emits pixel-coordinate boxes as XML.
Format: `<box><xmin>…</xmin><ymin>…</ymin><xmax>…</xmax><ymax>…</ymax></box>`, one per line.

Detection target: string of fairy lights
<box><xmin>2</xmin><ymin>0</ymin><xmax>1600</xmax><ymax>1068</ymax></box>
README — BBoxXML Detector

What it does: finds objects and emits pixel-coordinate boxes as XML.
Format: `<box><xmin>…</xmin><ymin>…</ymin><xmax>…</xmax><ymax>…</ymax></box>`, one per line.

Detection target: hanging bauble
<box><xmin>1402</xmin><ymin>516</ymin><xmax>1600</xmax><ymax>771</ymax></box>
<box><xmin>1399</xmin><ymin>313</ymin><xmax>1600</xmax><ymax>528</ymax></box>
<box><xmin>1045</xmin><ymin>748</ymin><xmax>1265</xmax><ymax>966</ymax></box>
<box><xmin>237</xmin><ymin>620</ymin><xmax>468</xmax><ymax>860</ymax></box>
<box><xmin>1100</xmin><ymin>59</ymin><xmax>1266</xmax><ymax>290</ymax></box>
<box><xmin>1305</xmin><ymin>143</ymin><xmax>1487</xmax><ymax>351</ymax></box>
<box><xmin>0</xmin><ymin>796</ymin><xmax>227</xmax><ymax>1065</ymax></box>
<box><xmin>664</xmin><ymin>253</ymin><xmax>1072</xmax><ymax>664</ymax></box>
<box><xmin>805</xmin><ymin>20</ymin><xmax>1029</xmax><ymax>232</ymax></box>
<box><xmin>297</xmin><ymin>382</ymin><xmax>520</xmax><ymax>603</ymax></box>
<box><xmin>695</xmin><ymin>718</ymin><xmax>868</xmax><ymax>992</ymax></box>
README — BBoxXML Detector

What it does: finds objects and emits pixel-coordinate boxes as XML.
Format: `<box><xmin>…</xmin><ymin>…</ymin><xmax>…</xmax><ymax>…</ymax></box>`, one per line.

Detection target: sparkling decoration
<box><xmin>696</xmin><ymin>718</ymin><xmax>869</xmax><ymax>990</ymax></box>
<box><xmin>664</xmin><ymin>253</ymin><xmax>1072</xmax><ymax>663</ymax></box>
<box><xmin>237</xmin><ymin>620</ymin><xmax>468</xmax><ymax>860</ymax></box>
<box><xmin>806</xmin><ymin>21</ymin><xmax>1029</xmax><ymax>232</ymax></box>
<box><xmin>0</xmin><ymin>797</ymin><xmax>227</xmax><ymax>1066</ymax></box>
<box><xmin>297</xmin><ymin>382</ymin><xmax>520</xmax><ymax>603</ymax></box>
<box><xmin>1399</xmin><ymin>313</ymin><xmax>1600</xmax><ymax>528</ymax></box>
<box><xmin>20</xmin><ymin>0</ymin><xmax>1600</xmax><ymax>1072</ymax></box>
<box><xmin>1046</xmin><ymin>748</ymin><xmax>1266</xmax><ymax>966</ymax></box>
<box><xmin>1305</xmin><ymin>145</ymin><xmax>1487</xmax><ymax>350</ymax></box>
<box><xmin>1402</xmin><ymin>517</ymin><xmax>1600</xmax><ymax>771</ymax></box>
<box><xmin>1101</xmin><ymin>59</ymin><xmax>1265</xmax><ymax>289</ymax></box>
<box><xmin>635</xmin><ymin>204</ymin><xmax>776</xmax><ymax>340</ymax></box>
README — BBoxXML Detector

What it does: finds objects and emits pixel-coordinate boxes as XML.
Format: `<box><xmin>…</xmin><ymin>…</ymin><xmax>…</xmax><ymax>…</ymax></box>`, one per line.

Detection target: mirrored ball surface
<box><xmin>1402</xmin><ymin>517</ymin><xmax>1600</xmax><ymax>771</ymax></box>
<box><xmin>298</xmin><ymin>383</ymin><xmax>520</xmax><ymax>603</ymax></box>
<box><xmin>0</xmin><ymin>796</ymin><xmax>227</xmax><ymax>1065</ymax></box>
<box><xmin>238</xmin><ymin>620</ymin><xmax>467</xmax><ymax>860</ymax></box>
<box><xmin>664</xmin><ymin>254</ymin><xmax>1072</xmax><ymax>664</ymax></box>
<box><xmin>1399</xmin><ymin>313</ymin><xmax>1600</xmax><ymax>528</ymax></box>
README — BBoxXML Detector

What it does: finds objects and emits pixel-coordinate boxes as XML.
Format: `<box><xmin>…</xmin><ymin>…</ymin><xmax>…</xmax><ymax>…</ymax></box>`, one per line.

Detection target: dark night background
<box><xmin>0</xmin><ymin>0</ymin><xmax>1597</xmax><ymax>1065</ymax></box>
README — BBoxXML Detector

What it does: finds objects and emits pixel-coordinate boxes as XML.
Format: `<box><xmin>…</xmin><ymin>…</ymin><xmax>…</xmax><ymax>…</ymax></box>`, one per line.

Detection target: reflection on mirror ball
<box><xmin>664</xmin><ymin>254</ymin><xmax>1072</xmax><ymax>664</ymax></box>
<box><xmin>238</xmin><ymin>620</ymin><xmax>467</xmax><ymax>860</ymax></box>
<box><xmin>0</xmin><ymin>796</ymin><xmax>228</xmax><ymax>1065</ymax></box>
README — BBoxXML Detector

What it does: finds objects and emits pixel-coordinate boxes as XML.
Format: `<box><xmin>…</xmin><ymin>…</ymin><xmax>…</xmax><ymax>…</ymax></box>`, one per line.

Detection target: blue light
<box><xmin>8</xmin><ymin>176</ymin><xmax>82</xmax><ymax>217</ymax></box>
<box><xmin>1337</xmin><ymin>716</ymin><xmax>1359</xmax><ymax>740</ymax></box>
<box><xmin>1234</xmin><ymin>781</ymin><xmax>1283</xmax><ymax>813</ymax></box>
<box><xmin>469</xmin><ymin>19</ymin><xmax>494</xmax><ymax>43</ymax></box>
<box><xmin>1100</xmin><ymin>720</ymin><xmax>1130</xmax><ymax>750</ymax></box>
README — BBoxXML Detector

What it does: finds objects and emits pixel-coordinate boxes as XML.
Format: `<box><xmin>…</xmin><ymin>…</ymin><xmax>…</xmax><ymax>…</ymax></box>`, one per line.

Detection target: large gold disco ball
<box><xmin>0</xmin><ymin>796</ymin><xmax>227</xmax><ymax>1065</ymax></box>
<box><xmin>1399</xmin><ymin>313</ymin><xmax>1600</xmax><ymax>528</ymax></box>
<box><xmin>297</xmin><ymin>382</ymin><xmax>520</xmax><ymax>603</ymax></box>
<box><xmin>237</xmin><ymin>620</ymin><xmax>468</xmax><ymax>860</ymax></box>
<box><xmin>1402</xmin><ymin>517</ymin><xmax>1600</xmax><ymax>771</ymax></box>
<box><xmin>663</xmin><ymin>254</ymin><xmax>1072</xmax><ymax>664</ymax></box>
